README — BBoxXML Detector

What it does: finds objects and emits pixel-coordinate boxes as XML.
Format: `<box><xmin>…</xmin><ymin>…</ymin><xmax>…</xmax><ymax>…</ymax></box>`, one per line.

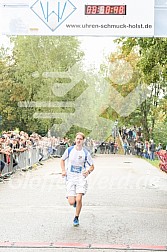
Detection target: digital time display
<box><xmin>85</xmin><ymin>5</ymin><xmax>126</xmax><ymax>15</ymax></box>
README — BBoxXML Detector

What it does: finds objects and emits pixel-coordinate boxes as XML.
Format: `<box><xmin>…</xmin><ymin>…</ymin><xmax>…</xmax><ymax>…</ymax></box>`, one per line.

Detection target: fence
<box><xmin>0</xmin><ymin>146</ymin><xmax>50</xmax><ymax>177</ymax></box>
<box><xmin>0</xmin><ymin>143</ymin><xmax>95</xmax><ymax>179</ymax></box>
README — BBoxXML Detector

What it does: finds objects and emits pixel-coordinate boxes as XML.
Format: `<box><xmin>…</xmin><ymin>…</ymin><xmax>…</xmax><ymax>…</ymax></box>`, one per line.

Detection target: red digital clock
<box><xmin>85</xmin><ymin>5</ymin><xmax>126</xmax><ymax>15</ymax></box>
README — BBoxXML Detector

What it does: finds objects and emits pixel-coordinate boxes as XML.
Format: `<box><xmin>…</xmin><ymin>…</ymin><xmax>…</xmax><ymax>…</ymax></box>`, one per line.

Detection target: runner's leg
<box><xmin>75</xmin><ymin>193</ymin><xmax>83</xmax><ymax>217</ymax></box>
<box><xmin>68</xmin><ymin>196</ymin><xmax>76</xmax><ymax>206</ymax></box>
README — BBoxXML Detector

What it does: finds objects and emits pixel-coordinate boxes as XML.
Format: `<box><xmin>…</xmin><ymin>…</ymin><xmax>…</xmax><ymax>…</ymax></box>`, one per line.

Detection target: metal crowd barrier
<box><xmin>53</xmin><ymin>145</ymin><xmax>95</xmax><ymax>157</ymax></box>
<box><xmin>0</xmin><ymin>143</ymin><xmax>95</xmax><ymax>179</ymax></box>
<box><xmin>0</xmin><ymin>147</ymin><xmax>50</xmax><ymax>177</ymax></box>
<box><xmin>53</xmin><ymin>145</ymin><xmax>67</xmax><ymax>157</ymax></box>
<box><xmin>84</xmin><ymin>145</ymin><xmax>94</xmax><ymax>156</ymax></box>
<box><xmin>0</xmin><ymin>153</ymin><xmax>14</xmax><ymax>176</ymax></box>
<box><xmin>97</xmin><ymin>143</ymin><xmax>117</xmax><ymax>154</ymax></box>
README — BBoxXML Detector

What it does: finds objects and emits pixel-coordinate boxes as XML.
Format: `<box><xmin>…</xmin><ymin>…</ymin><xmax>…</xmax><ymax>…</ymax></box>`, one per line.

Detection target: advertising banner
<box><xmin>0</xmin><ymin>0</ymin><xmax>154</xmax><ymax>36</ymax></box>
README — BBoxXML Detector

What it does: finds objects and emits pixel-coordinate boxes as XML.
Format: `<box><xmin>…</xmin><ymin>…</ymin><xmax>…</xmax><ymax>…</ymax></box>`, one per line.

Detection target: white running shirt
<box><xmin>61</xmin><ymin>146</ymin><xmax>93</xmax><ymax>179</ymax></box>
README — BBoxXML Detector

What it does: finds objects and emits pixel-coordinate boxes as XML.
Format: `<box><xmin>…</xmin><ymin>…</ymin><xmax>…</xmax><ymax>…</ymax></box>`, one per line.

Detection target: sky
<box><xmin>78</xmin><ymin>36</ymin><xmax>118</xmax><ymax>71</ymax></box>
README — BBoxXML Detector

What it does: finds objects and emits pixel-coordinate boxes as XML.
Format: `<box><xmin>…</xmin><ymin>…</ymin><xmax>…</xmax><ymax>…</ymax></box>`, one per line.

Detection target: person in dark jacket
<box><xmin>0</xmin><ymin>160</ymin><xmax>5</xmax><ymax>177</ymax></box>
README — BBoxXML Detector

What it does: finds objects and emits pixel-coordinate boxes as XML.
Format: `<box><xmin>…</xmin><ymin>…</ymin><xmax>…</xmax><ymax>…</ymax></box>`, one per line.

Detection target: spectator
<box><xmin>128</xmin><ymin>128</ymin><xmax>133</xmax><ymax>139</ymax></box>
<box><xmin>157</xmin><ymin>143</ymin><xmax>162</xmax><ymax>151</ymax></box>
<box><xmin>143</xmin><ymin>141</ymin><xmax>150</xmax><ymax>159</ymax></box>
<box><xmin>0</xmin><ymin>160</ymin><xmax>5</xmax><ymax>177</ymax></box>
<box><xmin>114</xmin><ymin>142</ymin><xmax>118</xmax><ymax>154</ymax></box>
<box><xmin>149</xmin><ymin>140</ymin><xmax>156</xmax><ymax>161</ymax></box>
<box><xmin>110</xmin><ymin>141</ymin><xmax>115</xmax><ymax>154</ymax></box>
<box><xmin>123</xmin><ymin>141</ymin><xmax>128</xmax><ymax>155</ymax></box>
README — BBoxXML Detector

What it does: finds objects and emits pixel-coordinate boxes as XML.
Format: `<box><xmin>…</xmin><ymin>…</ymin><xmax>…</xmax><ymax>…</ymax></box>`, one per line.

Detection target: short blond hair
<box><xmin>75</xmin><ymin>132</ymin><xmax>85</xmax><ymax>140</ymax></box>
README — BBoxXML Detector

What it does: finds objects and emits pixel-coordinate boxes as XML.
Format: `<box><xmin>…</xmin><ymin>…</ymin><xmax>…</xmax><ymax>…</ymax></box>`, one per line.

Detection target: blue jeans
<box><xmin>150</xmin><ymin>151</ymin><xmax>155</xmax><ymax>160</ymax></box>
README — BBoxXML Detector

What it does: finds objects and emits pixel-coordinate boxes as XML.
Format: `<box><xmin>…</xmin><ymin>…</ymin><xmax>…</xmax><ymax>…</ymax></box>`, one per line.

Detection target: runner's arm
<box><xmin>60</xmin><ymin>159</ymin><xmax>66</xmax><ymax>177</ymax></box>
<box><xmin>86</xmin><ymin>152</ymin><xmax>94</xmax><ymax>174</ymax></box>
<box><xmin>83</xmin><ymin>164</ymin><xmax>94</xmax><ymax>177</ymax></box>
<box><xmin>88</xmin><ymin>164</ymin><xmax>94</xmax><ymax>174</ymax></box>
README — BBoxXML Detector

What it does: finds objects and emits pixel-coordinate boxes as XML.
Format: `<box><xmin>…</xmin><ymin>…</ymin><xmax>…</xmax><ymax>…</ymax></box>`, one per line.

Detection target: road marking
<box><xmin>0</xmin><ymin>242</ymin><xmax>167</xmax><ymax>250</ymax></box>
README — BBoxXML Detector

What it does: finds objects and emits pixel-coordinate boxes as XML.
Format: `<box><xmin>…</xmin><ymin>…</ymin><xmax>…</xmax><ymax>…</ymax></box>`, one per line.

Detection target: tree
<box><xmin>109</xmin><ymin>37</ymin><xmax>167</xmax><ymax>141</ymax></box>
<box><xmin>1</xmin><ymin>36</ymin><xmax>84</xmax><ymax>134</ymax></box>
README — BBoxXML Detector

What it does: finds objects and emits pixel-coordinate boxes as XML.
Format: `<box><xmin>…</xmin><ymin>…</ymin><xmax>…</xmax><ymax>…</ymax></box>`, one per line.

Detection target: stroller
<box><xmin>156</xmin><ymin>150</ymin><xmax>167</xmax><ymax>173</ymax></box>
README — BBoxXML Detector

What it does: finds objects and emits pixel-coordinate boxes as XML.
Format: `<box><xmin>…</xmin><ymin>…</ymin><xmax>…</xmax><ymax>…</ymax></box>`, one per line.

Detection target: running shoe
<box><xmin>73</xmin><ymin>201</ymin><xmax>76</xmax><ymax>208</ymax></box>
<box><xmin>73</xmin><ymin>217</ymin><xmax>79</xmax><ymax>226</ymax></box>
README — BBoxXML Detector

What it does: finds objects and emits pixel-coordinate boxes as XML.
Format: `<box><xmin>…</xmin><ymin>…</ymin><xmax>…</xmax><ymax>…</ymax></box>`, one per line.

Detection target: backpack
<box><xmin>67</xmin><ymin>146</ymin><xmax>89</xmax><ymax>167</ymax></box>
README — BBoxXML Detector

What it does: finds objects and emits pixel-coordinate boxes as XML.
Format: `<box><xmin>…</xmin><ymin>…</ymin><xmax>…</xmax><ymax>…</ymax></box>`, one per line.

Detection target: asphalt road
<box><xmin>0</xmin><ymin>154</ymin><xmax>167</xmax><ymax>252</ymax></box>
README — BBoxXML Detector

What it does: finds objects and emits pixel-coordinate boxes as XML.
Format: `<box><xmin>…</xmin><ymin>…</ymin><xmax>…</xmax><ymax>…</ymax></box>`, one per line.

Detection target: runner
<box><xmin>60</xmin><ymin>132</ymin><xmax>94</xmax><ymax>226</ymax></box>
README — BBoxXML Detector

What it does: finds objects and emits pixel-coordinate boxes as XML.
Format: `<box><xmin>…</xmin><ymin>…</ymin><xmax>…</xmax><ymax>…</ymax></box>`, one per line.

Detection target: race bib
<box><xmin>70</xmin><ymin>165</ymin><xmax>82</xmax><ymax>173</ymax></box>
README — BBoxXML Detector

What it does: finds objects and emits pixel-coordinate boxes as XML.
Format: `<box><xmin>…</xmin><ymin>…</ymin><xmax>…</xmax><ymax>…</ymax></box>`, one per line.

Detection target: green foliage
<box><xmin>1</xmin><ymin>36</ymin><xmax>167</xmax><ymax>143</ymax></box>
<box><xmin>114</xmin><ymin>37</ymin><xmax>167</xmax><ymax>141</ymax></box>
<box><xmin>0</xmin><ymin>36</ymin><xmax>84</xmax><ymax>134</ymax></box>
<box><xmin>153</xmin><ymin>122</ymin><xmax>167</xmax><ymax>148</ymax></box>
<box><xmin>65</xmin><ymin>125</ymin><xmax>91</xmax><ymax>141</ymax></box>
<box><xmin>145</xmin><ymin>159</ymin><xmax>160</xmax><ymax>169</ymax></box>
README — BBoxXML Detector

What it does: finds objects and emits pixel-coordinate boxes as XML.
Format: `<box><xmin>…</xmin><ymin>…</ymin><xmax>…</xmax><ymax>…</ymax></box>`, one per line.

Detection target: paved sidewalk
<box><xmin>0</xmin><ymin>154</ymin><xmax>167</xmax><ymax>251</ymax></box>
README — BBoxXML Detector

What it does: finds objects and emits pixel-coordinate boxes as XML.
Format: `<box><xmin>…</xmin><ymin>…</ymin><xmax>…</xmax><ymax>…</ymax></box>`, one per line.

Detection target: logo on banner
<box><xmin>30</xmin><ymin>0</ymin><xmax>77</xmax><ymax>31</ymax></box>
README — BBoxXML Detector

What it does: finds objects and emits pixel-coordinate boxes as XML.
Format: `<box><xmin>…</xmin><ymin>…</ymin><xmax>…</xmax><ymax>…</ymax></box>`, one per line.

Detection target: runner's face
<box><xmin>75</xmin><ymin>134</ymin><xmax>84</xmax><ymax>146</ymax></box>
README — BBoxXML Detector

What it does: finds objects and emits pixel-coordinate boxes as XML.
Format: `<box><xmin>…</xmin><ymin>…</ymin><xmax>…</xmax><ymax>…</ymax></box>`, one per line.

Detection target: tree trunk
<box><xmin>141</xmin><ymin>101</ymin><xmax>150</xmax><ymax>140</ymax></box>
